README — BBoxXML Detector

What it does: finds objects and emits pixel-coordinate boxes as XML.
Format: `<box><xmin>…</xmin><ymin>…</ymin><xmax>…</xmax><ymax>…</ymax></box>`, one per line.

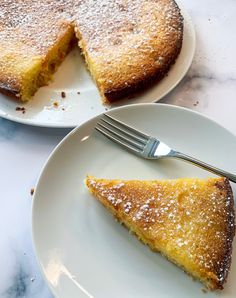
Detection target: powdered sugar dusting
<box><xmin>75</xmin><ymin>0</ymin><xmax>183</xmax><ymax>89</ymax></box>
<box><xmin>0</xmin><ymin>0</ymin><xmax>183</xmax><ymax>56</ymax></box>
<box><xmin>0</xmin><ymin>1</ymin><xmax>75</xmax><ymax>55</ymax></box>
<box><xmin>0</xmin><ymin>0</ymin><xmax>183</xmax><ymax>98</ymax></box>
<box><xmin>87</xmin><ymin>177</ymin><xmax>235</xmax><ymax>287</ymax></box>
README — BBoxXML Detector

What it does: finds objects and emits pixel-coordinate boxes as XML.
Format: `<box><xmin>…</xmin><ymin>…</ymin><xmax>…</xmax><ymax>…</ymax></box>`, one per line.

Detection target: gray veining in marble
<box><xmin>0</xmin><ymin>119</ymin><xmax>18</xmax><ymax>140</ymax></box>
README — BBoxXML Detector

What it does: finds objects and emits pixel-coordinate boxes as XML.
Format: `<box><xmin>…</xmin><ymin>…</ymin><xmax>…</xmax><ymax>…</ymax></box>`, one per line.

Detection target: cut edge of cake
<box><xmin>76</xmin><ymin>30</ymin><xmax>183</xmax><ymax>104</ymax></box>
<box><xmin>0</xmin><ymin>24</ymin><xmax>75</xmax><ymax>101</ymax></box>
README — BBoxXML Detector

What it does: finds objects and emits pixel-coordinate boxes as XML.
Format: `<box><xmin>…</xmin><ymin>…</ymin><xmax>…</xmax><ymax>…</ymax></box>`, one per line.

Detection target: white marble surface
<box><xmin>160</xmin><ymin>0</ymin><xmax>236</xmax><ymax>136</ymax></box>
<box><xmin>0</xmin><ymin>0</ymin><xmax>236</xmax><ymax>297</ymax></box>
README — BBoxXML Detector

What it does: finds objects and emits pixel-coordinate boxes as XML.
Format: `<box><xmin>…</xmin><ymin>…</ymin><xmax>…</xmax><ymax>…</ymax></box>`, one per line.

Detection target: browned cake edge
<box><xmin>210</xmin><ymin>178</ymin><xmax>235</xmax><ymax>290</ymax></box>
<box><xmin>0</xmin><ymin>84</ymin><xmax>20</xmax><ymax>100</ymax></box>
<box><xmin>85</xmin><ymin>176</ymin><xmax>235</xmax><ymax>290</ymax></box>
<box><xmin>103</xmin><ymin>36</ymin><xmax>183</xmax><ymax>102</ymax></box>
<box><xmin>102</xmin><ymin>3</ymin><xmax>184</xmax><ymax>102</ymax></box>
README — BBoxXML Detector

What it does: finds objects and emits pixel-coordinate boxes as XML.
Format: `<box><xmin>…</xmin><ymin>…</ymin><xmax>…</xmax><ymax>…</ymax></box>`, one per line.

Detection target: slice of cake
<box><xmin>0</xmin><ymin>0</ymin><xmax>183</xmax><ymax>103</ymax></box>
<box><xmin>86</xmin><ymin>176</ymin><xmax>235</xmax><ymax>290</ymax></box>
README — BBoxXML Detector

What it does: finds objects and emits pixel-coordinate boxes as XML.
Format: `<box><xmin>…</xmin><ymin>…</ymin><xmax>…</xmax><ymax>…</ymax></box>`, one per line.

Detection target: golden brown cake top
<box><xmin>75</xmin><ymin>0</ymin><xmax>183</xmax><ymax>98</ymax></box>
<box><xmin>0</xmin><ymin>0</ymin><xmax>183</xmax><ymax>100</ymax></box>
<box><xmin>0</xmin><ymin>0</ymin><xmax>72</xmax><ymax>93</ymax></box>
<box><xmin>1</xmin><ymin>0</ymin><xmax>182</xmax><ymax>54</ymax></box>
<box><xmin>76</xmin><ymin>0</ymin><xmax>182</xmax><ymax>50</ymax></box>
<box><xmin>86</xmin><ymin>176</ymin><xmax>235</xmax><ymax>290</ymax></box>
<box><xmin>0</xmin><ymin>1</ymin><xmax>72</xmax><ymax>55</ymax></box>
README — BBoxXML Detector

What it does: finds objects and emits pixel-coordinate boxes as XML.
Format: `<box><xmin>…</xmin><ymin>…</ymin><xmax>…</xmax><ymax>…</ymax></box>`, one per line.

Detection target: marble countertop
<box><xmin>0</xmin><ymin>0</ymin><xmax>236</xmax><ymax>297</ymax></box>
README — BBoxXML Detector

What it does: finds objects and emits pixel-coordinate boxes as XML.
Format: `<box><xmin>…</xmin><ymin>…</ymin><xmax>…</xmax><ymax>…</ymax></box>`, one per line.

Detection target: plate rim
<box><xmin>32</xmin><ymin>102</ymin><xmax>236</xmax><ymax>298</ymax></box>
<box><xmin>0</xmin><ymin>3</ymin><xmax>196</xmax><ymax>128</ymax></box>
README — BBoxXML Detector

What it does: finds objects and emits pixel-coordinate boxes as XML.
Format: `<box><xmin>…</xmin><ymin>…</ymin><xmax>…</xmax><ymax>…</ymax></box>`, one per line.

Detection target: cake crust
<box><xmin>86</xmin><ymin>176</ymin><xmax>235</xmax><ymax>290</ymax></box>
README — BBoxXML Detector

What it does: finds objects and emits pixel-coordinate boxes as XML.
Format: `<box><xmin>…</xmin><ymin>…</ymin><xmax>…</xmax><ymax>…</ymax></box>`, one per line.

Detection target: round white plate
<box><xmin>32</xmin><ymin>103</ymin><xmax>236</xmax><ymax>298</ymax></box>
<box><xmin>0</xmin><ymin>5</ymin><xmax>195</xmax><ymax>128</ymax></box>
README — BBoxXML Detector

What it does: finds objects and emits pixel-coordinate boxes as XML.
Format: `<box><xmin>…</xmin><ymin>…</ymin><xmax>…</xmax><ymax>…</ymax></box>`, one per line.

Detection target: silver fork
<box><xmin>95</xmin><ymin>114</ymin><xmax>236</xmax><ymax>183</ymax></box>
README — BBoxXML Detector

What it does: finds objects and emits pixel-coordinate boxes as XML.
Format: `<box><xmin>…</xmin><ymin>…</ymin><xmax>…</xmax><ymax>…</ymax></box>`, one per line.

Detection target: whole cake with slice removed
<box><xmin>86</xmin><ymin>176</ymin><xmax>235</xmax><ymax>290</ymax></box>
<box><xmin>0</xmin><ymin>0</ymin><xmax>183</xmax><ymax>103</ymax></box>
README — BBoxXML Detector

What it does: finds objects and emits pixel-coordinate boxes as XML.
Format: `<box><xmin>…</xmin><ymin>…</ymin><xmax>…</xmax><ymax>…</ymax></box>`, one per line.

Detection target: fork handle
<box><xmin>173</xmin><ymin>151</ymin><xmax>236</xmax><ymax>183</ymax></box>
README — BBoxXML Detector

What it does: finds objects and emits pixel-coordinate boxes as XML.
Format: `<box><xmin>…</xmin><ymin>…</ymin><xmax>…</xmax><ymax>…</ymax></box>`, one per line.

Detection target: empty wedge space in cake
<box><xmin>0</xmin><ymin>0</ymin><xmax>183</xmax><ymax>103</ymax></box>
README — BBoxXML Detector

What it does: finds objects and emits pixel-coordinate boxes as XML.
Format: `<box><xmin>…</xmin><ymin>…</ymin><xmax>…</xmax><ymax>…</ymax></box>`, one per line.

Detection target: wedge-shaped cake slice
<box><xmin>86</xmin><ymin>176</ymin><xmax>235</xmax><ymax>290</ymax></box>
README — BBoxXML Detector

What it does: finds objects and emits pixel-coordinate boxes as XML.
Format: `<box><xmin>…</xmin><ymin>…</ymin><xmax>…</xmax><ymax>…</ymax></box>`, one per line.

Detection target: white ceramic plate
<box><xmin>32</xmin><ymin>103</ymin><xmax>236</xmax><ymax>298</ymax></box>
<box><xmin>0</xmin><ymin>5</ymin><xmax>195</xmax><ymax>128</ymax></box>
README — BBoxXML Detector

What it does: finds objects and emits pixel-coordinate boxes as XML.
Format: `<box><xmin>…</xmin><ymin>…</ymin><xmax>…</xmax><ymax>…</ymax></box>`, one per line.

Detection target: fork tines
<box><xmin>95</xmin><ymin>114</ymin><xmax>150</xmax><ymax>153</ymax></box>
